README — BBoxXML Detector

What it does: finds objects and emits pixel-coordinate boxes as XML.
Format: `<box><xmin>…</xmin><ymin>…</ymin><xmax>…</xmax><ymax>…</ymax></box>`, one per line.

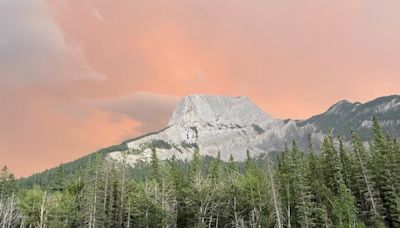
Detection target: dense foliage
<box><xmin>2</xmin><ymin>117</ymin><xmax>400</xmax><ymax>227</ymax></box>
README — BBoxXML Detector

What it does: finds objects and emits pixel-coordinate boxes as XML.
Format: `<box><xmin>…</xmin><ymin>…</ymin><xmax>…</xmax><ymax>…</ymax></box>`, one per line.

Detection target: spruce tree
<box><xmin>150</xmin><ymin>147</ymin><xmax>161</xmax><ymax>183</ymax></box>
<box><xmin>338</xmin><ymin>137</ymin><xmax>353</xmax><ymax>189</ymax></box>
<box><xmin>307</xmin><ymin>144</ymin><xmax>331</xmax><ymax>227</ymax></box>
<box><xmin>371</xmin><ymin>117</ymin><xmax>400</xmax><ymax>227</ymax></box>
<box><xmin>0</xmin><ymin>166</ymin><xmax>15</xmax><ymax>199</ymax></box>
<box><xmin>351</xmin><ymin>131</ymin><xmax>385</xmax><ymax>226</ymax></box>
<box><xmin>321</xmin><ymin>137</ymin><xmax>343</xmax><ymax>195</ymax></box>
<box><xmin>291</xmin><ymin>141</ymin><xmax>314</xmax><ymax>228</ymax></box>
<box><xmin>51</xmin><ymin>164</ymin><xmax>65</xmax><ymax>192</ymax></box>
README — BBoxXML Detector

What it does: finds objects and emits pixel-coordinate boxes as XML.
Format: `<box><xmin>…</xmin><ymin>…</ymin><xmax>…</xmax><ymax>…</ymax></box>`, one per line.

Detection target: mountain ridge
<box><xmin>297</xmin><ymin>94</ymin><xmax>400</xmax><ymax>139</ymax></box>
<box><xmin>18</xmin><ymin>94</ymin><xmax>400</xmax><ymax>182</ymax></box>
<box><xmin>106</xmin><ymin>94</ymin><xmax>400</xmax><ymax>165</ymax></box>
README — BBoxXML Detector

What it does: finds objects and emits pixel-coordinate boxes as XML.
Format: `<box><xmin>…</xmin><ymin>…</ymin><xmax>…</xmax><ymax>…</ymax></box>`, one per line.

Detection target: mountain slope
<box><xmin>297</xmin><ymin>95</ymin><xmax>400</xmax><ymax>139</ymax></box>
<box><xmin>108</xmin><ymin>94</ymin><xmax>400</xmax><ymax>165</ymax></box>
<box><xmin>19</xmin><ymin>94</ymin><xmax>400</xmax><ymax>183</ymax></box>
<box><xmin>108</xmin><ymin>94</ymin><xmax>315</xmax><ymax>164</ymax></box>
<box><xmin>109</xmin><ymin>95</ymin><xmax>283</xmax><ymax>164</ymax></box>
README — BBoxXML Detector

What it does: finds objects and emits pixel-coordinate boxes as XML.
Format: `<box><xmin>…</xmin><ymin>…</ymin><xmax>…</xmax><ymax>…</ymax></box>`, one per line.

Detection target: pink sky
<box><xmin>1</xmin><ymin>0</ymin><xmax>400</xmax><ymax>176</ymax></box>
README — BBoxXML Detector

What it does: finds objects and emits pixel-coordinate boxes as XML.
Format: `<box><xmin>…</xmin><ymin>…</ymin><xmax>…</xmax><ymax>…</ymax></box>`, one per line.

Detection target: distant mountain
<box><xmin>106</xmin><ymin>94</ymin><xmax>400</xmax><ymax>165</ymax></box>
<box><xmin>297</xmin><ymin>95</ymin><xmax>400</xmax><ymax>140</ymax></box>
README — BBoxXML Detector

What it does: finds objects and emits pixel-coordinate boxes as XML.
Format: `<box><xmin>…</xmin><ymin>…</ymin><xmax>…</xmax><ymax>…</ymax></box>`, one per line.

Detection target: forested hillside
<box><xmin>1</xmin><ymin>117</ymin><xmax>400</xmax><ymax>227</ymax></box>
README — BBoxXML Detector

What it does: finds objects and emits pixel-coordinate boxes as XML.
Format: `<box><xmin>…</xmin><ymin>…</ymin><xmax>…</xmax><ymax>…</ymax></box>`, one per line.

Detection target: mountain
<box><xmin>108</xmin><ymin>94</ymin><xmax>400</xmax><ymax>165</ymax></box>
<box><xmin>106</xmin><ymin>94</ymin><xmax>400</xmax><ymax>165</ymax></box>
<box><xmin>297</xmin><ymin>95</ymin><xmax>400</xmax><ymax>140</ymax></box>
<box><xmin>109</xmin><ymin>95</ymin><xmax>301</xmax><ymax>164</ymax></box>
<box><xmin>18</xmin><ymin>94</ymin><xmax>400</xmax><ymax>186</ymax></box>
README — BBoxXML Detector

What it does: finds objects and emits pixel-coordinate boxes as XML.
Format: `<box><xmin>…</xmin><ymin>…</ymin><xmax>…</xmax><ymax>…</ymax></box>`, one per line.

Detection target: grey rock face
<box><xmin>108</xmin><ymin>94</ymin><xmax>400</xmax><ymax>165</ymax></box>
<box><xmin>169</xmin><ymin>95</ymin><xmax>272</xmax><ymax>127</ymax></box>
<box><xmin>108</xmin><ymin>94</ymin><xmax>317</xmax><ymax>164</ymax></box>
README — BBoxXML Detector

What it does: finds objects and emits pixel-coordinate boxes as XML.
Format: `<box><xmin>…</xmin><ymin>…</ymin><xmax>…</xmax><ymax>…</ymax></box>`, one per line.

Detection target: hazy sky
<box><xmin>1</xmin><ymin>0</ymin><xmax>400</xmax><ymax>176</ymax></box>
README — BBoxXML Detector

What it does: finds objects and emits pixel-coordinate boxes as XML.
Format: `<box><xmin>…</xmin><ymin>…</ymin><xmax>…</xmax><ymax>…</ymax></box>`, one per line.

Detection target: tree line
<box><xmin>1</xmin><ymin>117</ymin><xmax>400</xmax><ymax>227</ymax></box>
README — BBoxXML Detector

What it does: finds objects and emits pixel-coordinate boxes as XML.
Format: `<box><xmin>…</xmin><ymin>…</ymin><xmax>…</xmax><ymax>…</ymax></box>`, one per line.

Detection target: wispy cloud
<box><xmin>0</xmin><ymin>0</ymin><xmax>104</xmax><ymax>87</ymax></box>
<box><xmin>89</xmin><ymin>92</ymin><xmax>180</xmax><ymax>134</ymax></box>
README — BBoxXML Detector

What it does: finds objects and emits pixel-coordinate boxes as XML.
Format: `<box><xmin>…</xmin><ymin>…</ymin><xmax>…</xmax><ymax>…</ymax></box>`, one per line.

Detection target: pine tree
<box><xmin>277</xmin><ymin>144</ymin><xmax>293</xmax><ymax>228</ymax></box>
<box><xmin>150</xmin><ymin>147</ymin><xmax>161</xmax><ymax>183</ymax></box>
<box><xmin>51</xmin><ymin>164</ymin><xmax>65</xmax><ymax>192</ymax></box>
<box><xmin>0</xmin><ymin>166</ymin><xmax>15</xmax><ymax>198</ymax></box>
<box><xmin>189</xmin><ymin>148</ymin><xmax>202</xmax><ymax>181</ymax></box>
<box><xmin>81</xmin><ymin>155</ymin><xmax>106</xmax><ymax>228</ymax></box>
<box><xmin>266</xmin><ymin>153</ymin><xmax>283</xmax><ymax>228</ymax></box>
<box><xmin>371</xmin><ymin>117</ymin><xmax>400</xmax><ymax>227</ymax></box>
<box><xmin>391</xmin><ymin>138</ymin><xmax>400</xmax><ymax>198</ymax></box>
<box><xmin>321</xmin><ymin>137</ymin><xmax>359</xmax><ymax>226</ymax></box>
<box><xmin>321</xmin><ymin>137</ymin><xmax>343</xmax><ymax>195</ymax></box>
<box><xmin>338</xmin><ymin>137</ymin><xmax>353</xmax><ymax>189</ymax></box>
<box><xmin>330</xmin><ymin>181</ymin><xmax>359</xmax><ymax>227</ymax></box>
<box><xmin>307</xmin><ymin>143</ymin><xmax>331</xmax><ymax>227</ymax></box>
<box><xmin>209</xmin><ymin>151</ymin><xmax>222</xmax><ymax>180</ymax></box>
<box><xmin>239</xmin><ymin>151</ymin><xmax>269</xmax><ymax>227</ymax></box>
<box><xmin>245</xmin><ymin>149</ymin><xmax>253</xmax><ymax>171</ymax></box>
<box><xmin>351</xmin><ymin>131</ymin><xmax>385</xmax><ymax>226</ymax></box>
<box><xmin>291</xmin><ymin>141</ymin><xmax>314</xmax><ymax>228</ymax></box>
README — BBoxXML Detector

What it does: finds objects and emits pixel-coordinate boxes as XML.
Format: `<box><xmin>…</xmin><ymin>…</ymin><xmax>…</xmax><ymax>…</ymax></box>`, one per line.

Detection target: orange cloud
<box><xmin>47</xmin><ymin>0</ymin><xmax>400</xmax><ymax>116</ymax></box>
<box><xmin>1</xmin><ymin>0</ymin><xmax>400</xmax><ymax>176</ymax></box>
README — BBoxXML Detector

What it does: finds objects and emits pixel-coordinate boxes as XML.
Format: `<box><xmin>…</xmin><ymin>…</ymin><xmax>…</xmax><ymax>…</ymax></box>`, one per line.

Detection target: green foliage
<box><xmin>0</xmin><ymin>166</ymin><xmax>15</xmax><ymax>198</ymax></box>
<box><xmin>147</xmin><ymin>139</ymin><xmax>172</xmax><ymax>150</ymax></box>
<box><xmin>4</xmin><ymin>117</ymin><xmax>400</xmax><ymax>227</ymax></box>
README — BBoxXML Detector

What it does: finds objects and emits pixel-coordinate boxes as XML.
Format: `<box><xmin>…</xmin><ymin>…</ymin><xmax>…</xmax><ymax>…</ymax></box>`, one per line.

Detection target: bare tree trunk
<box><xmin>208</xmin><ymin>213</ymin><xmax>213</xmax><ymax>228</ymax></box>
<box><xmin>103</xmin><ymin>163</ymin><xmax>110</xmax><ymax>214</ymax></box>
<box><xmin>92</xmin><ymin>169</ymin><xmax>99</xmax><ymax>228</ymax></box>
<box><xmin>234</xmin><ymin>196</ymin><xmax>239</xmax><ymax>228</ymax></box>
<box><xmin>216</xmin><ymin>208</ymin><xmax>219</xmax><ymax>228</ymax></box>
<box><xmin>120</xmin><ymin>155</ymin><xmax>127</xmax><ymax>226</ymax></box>
<box><xmin>267</xmin><ymin>156</ymin><xmax>283</xmax><ymax>228</ymax></box>
<box><xmin>39</xmin><ymin>191</ymin><xmax>47</xmax><ymax>228</ymax></box>
<box><xmin>88</xmin><ymin>213</ymin><xmax>92</xmax><ymax>228</ymax></box>
<box><xmin>356</xmin><ymin>150</ymin><xmax>378</xmax><ymax>216</ymax></box>
<box><xmin>6</xmin><ymin>196</ymin><xmax>13</xmax><ymax>228</ymax></box>
<box><xmin>126</xmin><ymin>207</ymin><xmax>130</xmax><ymax>228</ymax></box>
<box><xmin>19</xmin><ymin>218</ymin><xmax>24</xmax><ymax>228</ymax></box>
<box><xmin>287</xmin><ymin>184</ymin><xmax>291</xmax><ymax>228</ymax></box>
<box><xmin>145</xmin><ymin>209</ymin><xmax>149</xmax><ymax>228</ymax></box>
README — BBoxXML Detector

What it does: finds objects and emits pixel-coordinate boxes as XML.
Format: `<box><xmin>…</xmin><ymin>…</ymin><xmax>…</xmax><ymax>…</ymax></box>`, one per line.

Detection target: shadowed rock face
<box><xmin>108</xmin><ymin>94</ymin><xmax>400</xmax><ymax>165</ymax></box>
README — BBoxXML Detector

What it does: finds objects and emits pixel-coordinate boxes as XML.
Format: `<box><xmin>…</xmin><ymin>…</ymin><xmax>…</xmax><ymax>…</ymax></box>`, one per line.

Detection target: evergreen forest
<box><xmin>1</xmin><ymin>117</ymin><xmax>400</xmax><ymax>227</ymax></box>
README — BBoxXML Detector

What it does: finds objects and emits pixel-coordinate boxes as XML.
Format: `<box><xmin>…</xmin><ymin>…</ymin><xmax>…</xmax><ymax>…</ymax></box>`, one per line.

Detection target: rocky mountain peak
<box><xmin>106</xmin><ymin>94</ymin><xmax>400</xmax><ymax>166</ymax></box>
<box><xmin>168</xmin><ymin>94</ymin><xmax>272</xmax><ymax>127</ymax></box>
<box><xmin>325</xmin><ymin>100</ymin><xmax>353</xmax><ymax>115</ymax></box>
